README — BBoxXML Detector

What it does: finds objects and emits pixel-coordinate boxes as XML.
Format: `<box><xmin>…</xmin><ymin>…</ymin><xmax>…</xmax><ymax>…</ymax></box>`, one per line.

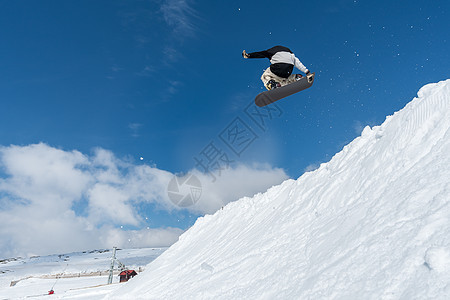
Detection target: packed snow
<box><xmin>109</xmin><ymin>79</ymin><xmax>450</xmax><ymax>299</ymax></box>
<box><xmin>0</xmin><ymin>247</ymin><xmax>166</xmax><ymax>299</ymax></box>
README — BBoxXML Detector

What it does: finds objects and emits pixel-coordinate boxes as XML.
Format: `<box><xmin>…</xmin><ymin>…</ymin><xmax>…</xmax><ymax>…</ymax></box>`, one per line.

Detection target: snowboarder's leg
<box><xmin>284</xmin><ymin>74</ymin><xmax>302</xmax><ymax>86</ymax></box>
<box><xmin>261</xmin><ymin>68</ymin><xmax>275</xmax><ymax>90</ymax></box>
<box><xmin>279</xmin><ymin>77</ymin><xmax>293</xmax><ymax>87</ymax></box>
<box><xmin>261</xmin><ymin>68</ymin><xmax>283</xmax><ymax>90</ymax></box>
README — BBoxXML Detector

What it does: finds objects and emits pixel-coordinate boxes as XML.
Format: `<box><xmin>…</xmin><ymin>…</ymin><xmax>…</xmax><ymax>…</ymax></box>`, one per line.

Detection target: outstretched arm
<box><xmin>293</xmin><ymin>55</ymin><xmax>309</xmax><ymax>74</ymax></box>
<box><xmin>242</xmin><ymin>50</ymin><xmax>270</xmax><ymax>59</ymax></box>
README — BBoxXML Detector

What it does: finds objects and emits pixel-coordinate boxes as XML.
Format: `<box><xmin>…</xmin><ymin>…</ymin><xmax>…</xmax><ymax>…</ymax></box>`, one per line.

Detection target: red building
<box><xmin>119</xmin><ymin>270</ymin><xmax>138</xmax><ymax>282</ymax></box>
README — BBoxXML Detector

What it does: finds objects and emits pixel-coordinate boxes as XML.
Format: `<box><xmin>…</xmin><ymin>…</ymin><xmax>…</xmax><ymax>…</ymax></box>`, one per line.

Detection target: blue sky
<box><xmin>0</xmin><ymin>0</ymin><xmax>449</xmax><ymax>257</ymax></box>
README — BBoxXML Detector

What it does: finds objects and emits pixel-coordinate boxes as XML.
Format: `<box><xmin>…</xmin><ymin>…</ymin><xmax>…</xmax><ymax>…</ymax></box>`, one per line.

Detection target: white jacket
<box><xmin>270</xmin><ymin>51</ymin><xmax>308</xmax><ymax>74</ymax></box>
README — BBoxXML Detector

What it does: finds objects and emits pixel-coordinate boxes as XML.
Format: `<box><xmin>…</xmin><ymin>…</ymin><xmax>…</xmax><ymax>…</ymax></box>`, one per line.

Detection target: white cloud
<box><xmin>0</xmin><ymin>144</ymin><xmax>91</xmax><ymax>211</ymax></box>
<box><xmin>160</xmin><ymin>0</ymin><xmax>199</xmax><ymax>38</ymax></box>
<box><xmin>188</xmin><ymin>164</ymin><xmax>289</xmax><ymax>214</ymax></box>
<box><xmin>128</xmin><ymin>123</ymin><xmax>143</xmax><ymax>137</ymax></box>
<box><xmin>100</xmin><ymin>227</ymin><xmax>183</xmax><ymax>249</ymax></box>
<box><xmin>0</xmin><ymin>143</ymin><xmax>288</xmax><ymax>258</ymax></box>
<box><xmin>158</xmin><ymin>0</ymin><xmax>200</xmax><ymax>66</ymax></box>
<box><xmin>88</xmin><ymin>184</ymin><xmax>139</xmax><ymax>226</ymax></box>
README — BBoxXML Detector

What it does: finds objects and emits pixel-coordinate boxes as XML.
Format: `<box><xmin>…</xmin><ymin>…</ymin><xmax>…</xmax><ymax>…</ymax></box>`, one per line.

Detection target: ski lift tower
<box><xmin>108</xmin><ymin>247</ymin><xmax>127</xmax><ymax>284</ymax></box>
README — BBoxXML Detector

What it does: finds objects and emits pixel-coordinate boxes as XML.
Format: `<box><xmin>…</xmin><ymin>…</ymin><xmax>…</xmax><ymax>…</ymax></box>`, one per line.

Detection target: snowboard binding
<box><xmin>266</xmin><ymin>80</ymin><xmax>281</xmax><ymax>90</ymax></box>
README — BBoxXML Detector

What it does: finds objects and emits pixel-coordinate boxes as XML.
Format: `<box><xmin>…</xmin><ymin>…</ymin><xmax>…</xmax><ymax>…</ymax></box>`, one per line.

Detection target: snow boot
<box><xmin>266</xmin><ymin>79</ymin><xmax>281</xmax><ymax>90</ymax></box>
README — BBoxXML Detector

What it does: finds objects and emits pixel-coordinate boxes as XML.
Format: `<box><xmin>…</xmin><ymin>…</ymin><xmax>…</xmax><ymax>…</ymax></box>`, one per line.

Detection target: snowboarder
<box><xmin>242</xmin><ymin>45</ymin><xmax>311</xmax><ymax>90</ymax></box>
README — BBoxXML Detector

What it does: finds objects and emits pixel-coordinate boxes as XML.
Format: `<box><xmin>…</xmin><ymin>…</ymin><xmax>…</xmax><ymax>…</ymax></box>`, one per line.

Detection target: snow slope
<box><xmin>0</xmin><ymin>248</ymin><xmax>166</xmax><ymax>299</ymax></box>
<box><xmin>110</xmin><ymin>80</ymin><xmax>450</xmax><ymax>299</ymax></box>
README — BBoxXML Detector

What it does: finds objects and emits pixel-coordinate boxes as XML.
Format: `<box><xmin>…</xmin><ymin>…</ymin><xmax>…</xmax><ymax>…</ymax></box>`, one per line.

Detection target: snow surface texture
<box><xmin>110</xmin><ymin>80</ymin><xmax>450</xmax><ymax>299</ymax></box>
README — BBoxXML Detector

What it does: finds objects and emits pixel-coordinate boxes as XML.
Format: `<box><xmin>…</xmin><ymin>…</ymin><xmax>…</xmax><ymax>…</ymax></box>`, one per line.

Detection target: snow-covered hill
<box><xmin>0</xmin><ymin>247</ymin><xmax>166</xmax><ymax>299</ymax></box>
<box><xmin>110</xmin><ymin>79</ymin><xmax>450</xmax><ymax>299</ymax></box>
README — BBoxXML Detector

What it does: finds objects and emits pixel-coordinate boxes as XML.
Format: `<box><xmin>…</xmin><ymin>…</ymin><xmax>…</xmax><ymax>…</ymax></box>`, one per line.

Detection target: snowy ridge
<box><xmin>110</xmin><ymin>80</ymin><xmax>450</xmax><ymax>299</ymax></box>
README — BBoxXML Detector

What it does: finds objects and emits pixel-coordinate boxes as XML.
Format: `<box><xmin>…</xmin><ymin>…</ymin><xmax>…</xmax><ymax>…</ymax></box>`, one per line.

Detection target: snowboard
<box><xmin>255</xmin><ymin>72</ymin><xmax>315</xmax><ymax>107</ymax></box>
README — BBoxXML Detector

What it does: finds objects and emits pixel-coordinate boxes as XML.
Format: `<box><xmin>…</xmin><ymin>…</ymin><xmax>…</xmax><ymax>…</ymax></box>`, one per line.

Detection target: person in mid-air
<box><xmin>242</xmin><ymin>45</ymin><xmax>311</xmax><ymax>90</ymax></box>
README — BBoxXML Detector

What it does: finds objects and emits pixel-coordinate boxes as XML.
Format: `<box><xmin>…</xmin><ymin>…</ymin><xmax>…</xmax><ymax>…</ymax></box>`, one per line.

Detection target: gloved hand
<box><xmin>306</xmin><ymin>70</ymin><xmax>311</xmax><ymax>75</ymax></box>
<box><xmin>242</xmin><ymin>50</ymin><xmax>250</xmax><ymax>59</ymax></box>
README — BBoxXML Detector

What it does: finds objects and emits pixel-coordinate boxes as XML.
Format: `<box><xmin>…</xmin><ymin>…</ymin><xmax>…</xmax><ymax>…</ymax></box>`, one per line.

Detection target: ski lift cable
<box><xmin>51</xmin><ymin>263</ymin><xmax>69</xmax><ymax>290</ymax></box>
